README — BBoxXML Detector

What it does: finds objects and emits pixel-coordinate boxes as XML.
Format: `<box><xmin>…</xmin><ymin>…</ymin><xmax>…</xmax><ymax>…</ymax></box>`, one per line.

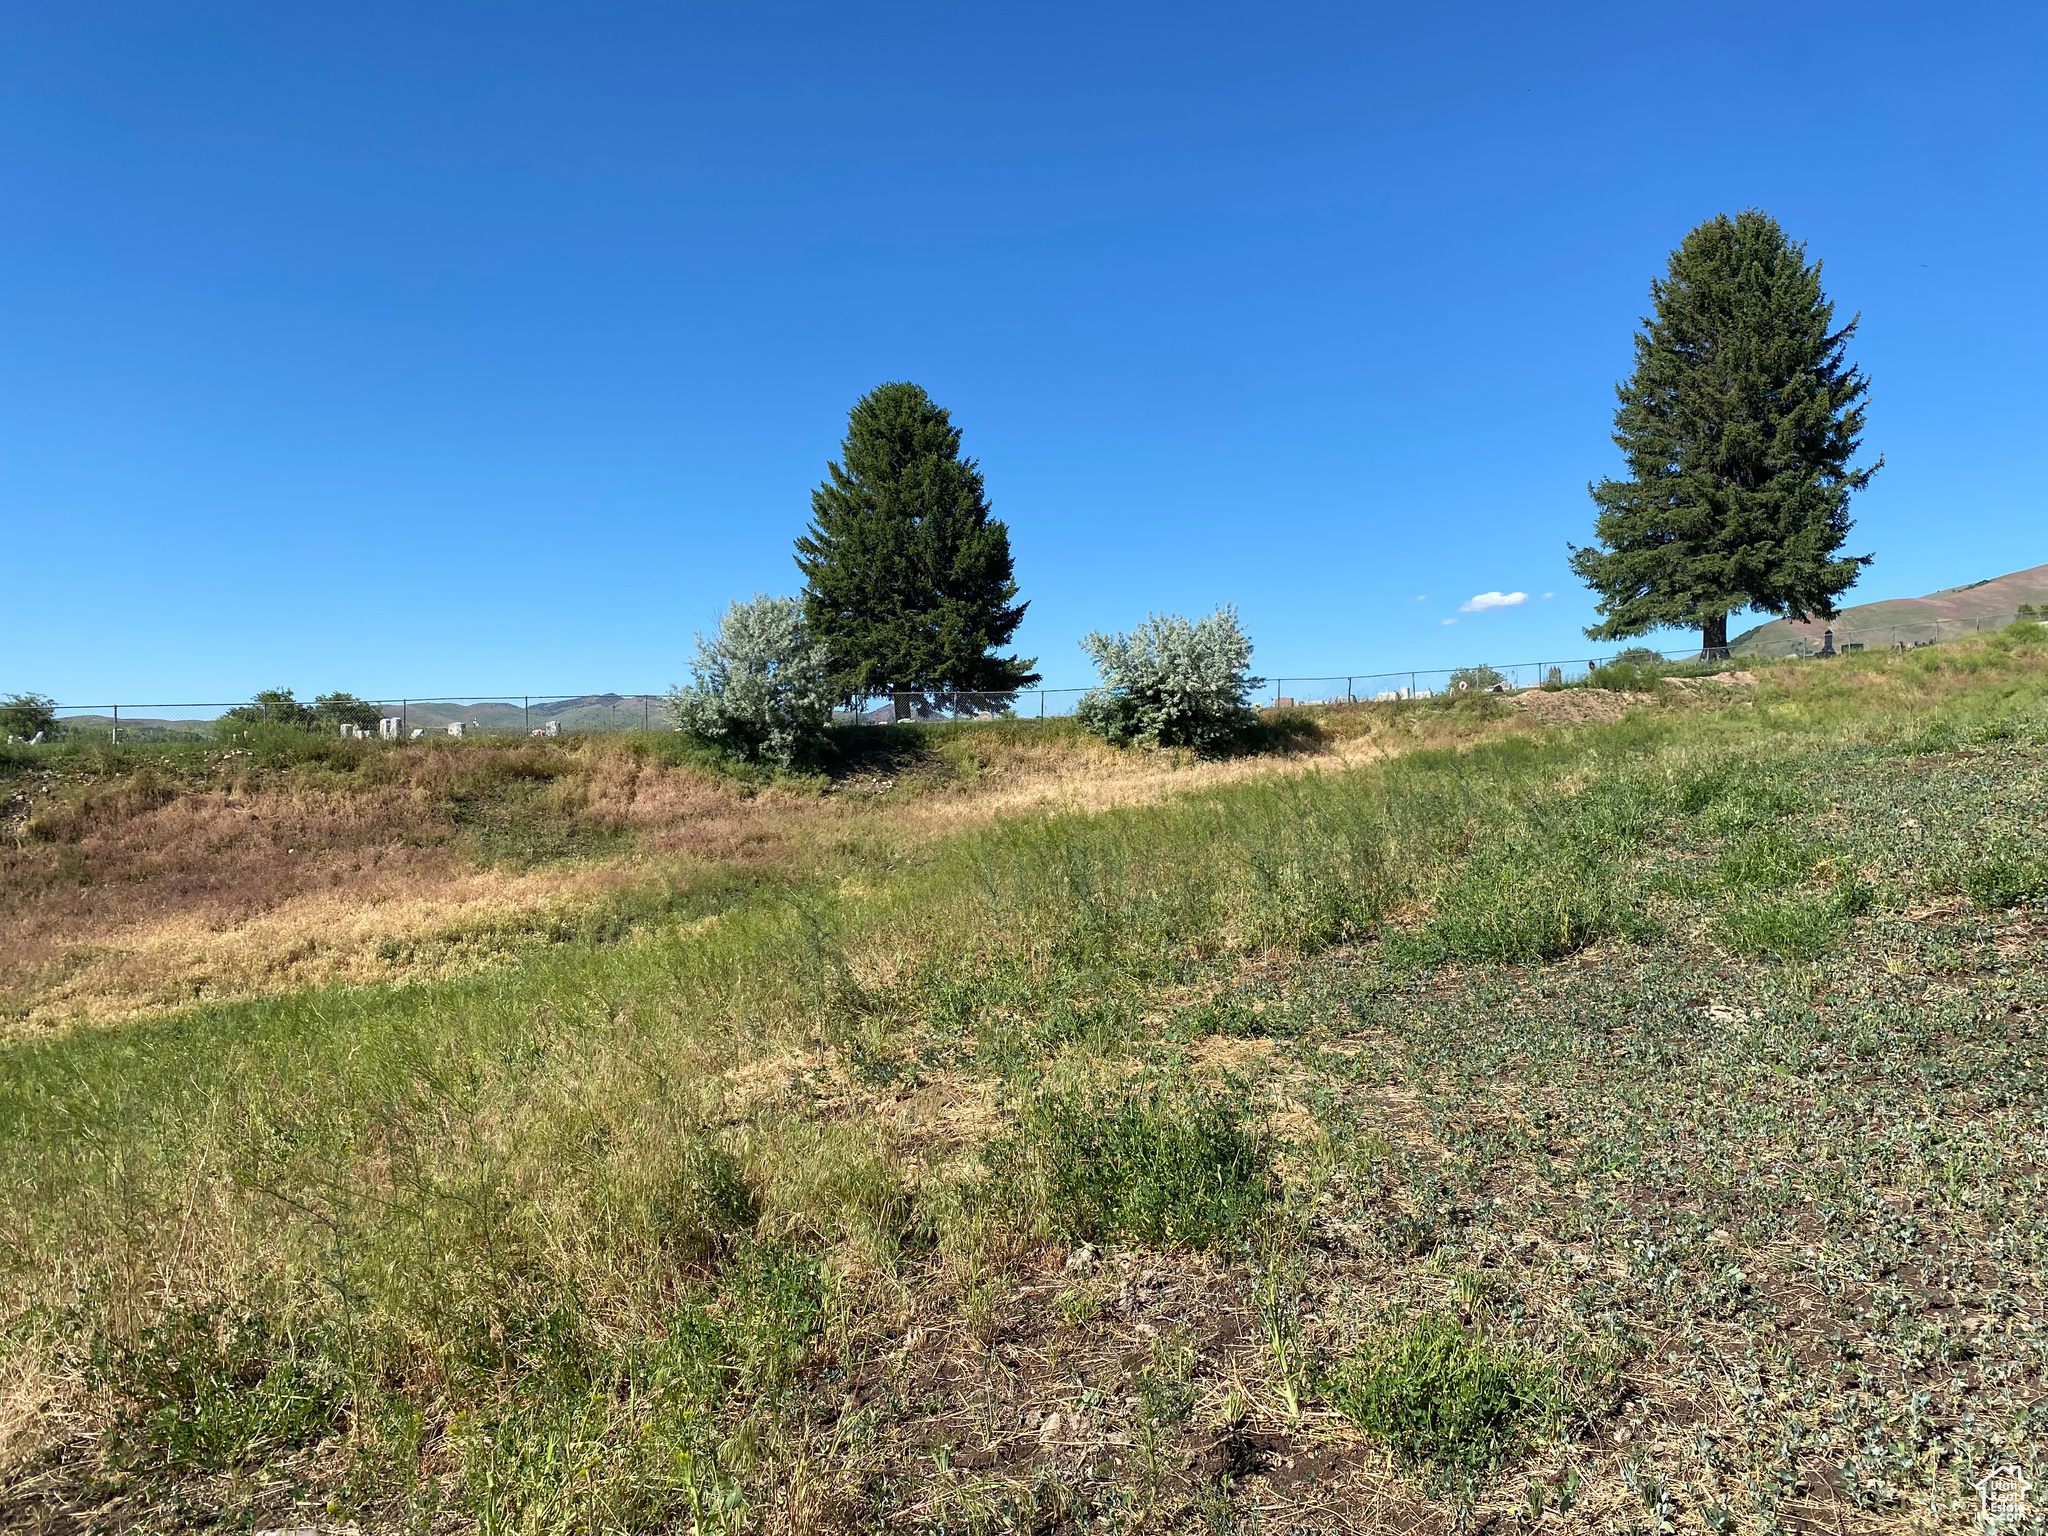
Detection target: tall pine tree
<box><xmin>1570</xmin><ymin>211</ymin><xmax>1879</xmax><ymax>654</ymax></box>
<box><xmin>796</xmin><ymin>382</ymin><xmax>1037</xmax><ymax>701</ymax></box>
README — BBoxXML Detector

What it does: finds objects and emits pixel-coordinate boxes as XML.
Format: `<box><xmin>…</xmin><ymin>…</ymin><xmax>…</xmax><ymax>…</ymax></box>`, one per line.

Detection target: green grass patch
<box><xmin>1327</xmin><ymin>1315</ymin><xmax>1561</xmax><ymax>1493</ymax></box>
<box><xmin>995</xmin><ymin>1075</ymin><xmax>1273</xmax><ymax>1249</ymax></box>
<box><xmin>1964</xmin><ymin>854</ymin><xmax>2048</xmax><ymax>912</ymax></box>
<box><xmin>6</xmin><ymin>636</ymin><xmax>2047</xmax><ymax>1530</ymax></box>
<box><xmin>1713</xmin><ymin>827</ymin><xmax>1826</xmax><ymax>890</ymax></box>
<box><xmin>1714</xmin><ymin>877</ymin><xmax>1872</xmax><ymax>959</ymax></box>
<box><xmin>88</xmin><ymin>1303</ymin><xmax>350</xmax><ymax>1474</ymax></box>
<box><xmin>1423</xmin><ymin>853</ymin><xmax>1646</xmax><ymax>963</ymax></box>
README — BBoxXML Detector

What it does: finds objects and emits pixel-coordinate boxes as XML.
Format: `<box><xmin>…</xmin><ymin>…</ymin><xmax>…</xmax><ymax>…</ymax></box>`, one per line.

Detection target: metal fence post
<box><xmin>524</xmin><ymin>697</ymin><xmax>530</xmax><ymax>735</ymax></box>
<box><xmin>111</xmin><ymin>704</ymin><xmax>118</xmax><ymax>744</ymax></box>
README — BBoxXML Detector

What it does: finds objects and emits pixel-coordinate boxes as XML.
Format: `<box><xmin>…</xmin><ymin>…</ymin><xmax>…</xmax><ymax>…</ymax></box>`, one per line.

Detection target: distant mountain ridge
<box><xmin>58</xmin><ymin>694</ymin><xmax>672</xmax><ymax>737</ymax></box>
<box><xmin>372</xmin><ymin>695</ymin><xmax>668</xmax><ymax>733</ymax></box>
<box><xmin>1731</xmin><ymin>563</ymin><xmax>2048</xmax><ymax>656</ymax></box>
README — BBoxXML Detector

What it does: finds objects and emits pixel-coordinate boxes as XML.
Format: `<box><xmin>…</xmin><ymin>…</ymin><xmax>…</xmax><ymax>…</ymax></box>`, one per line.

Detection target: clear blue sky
<box><xmin>4</xmin><ymin>1</ymin><xmax>2042</xmax><ymax>702</ymax></box>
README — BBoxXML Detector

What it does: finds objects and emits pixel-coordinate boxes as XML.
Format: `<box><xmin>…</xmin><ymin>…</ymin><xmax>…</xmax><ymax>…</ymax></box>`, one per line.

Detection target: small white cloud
<box><xmin>1541</xmin><ymin>591</ymin><xmax>1556</xmax><ymax>600</ymax></box>
<box><xmin>1410</xmin><ymin>595</ymin><xmax>1428</xmax><ymax>602</ymax></box>
<box><xmin>1460</xmin><ymin>591</ymin><xmax>1528</xmax><ymax>613</ymax></box>
<box><xmin>1441</xmin><ymin>617</ymin><xmax>1457</xmax><ymax>626</ymax></box>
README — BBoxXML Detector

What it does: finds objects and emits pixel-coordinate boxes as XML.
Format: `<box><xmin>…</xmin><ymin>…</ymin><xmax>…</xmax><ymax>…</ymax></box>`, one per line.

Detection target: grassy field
<box><xmin>0</xmin><ymin>710</ymin><xmax>1379</xmax><ymax>1035</ymax></box>
<box><xmin>3</xmin><ymin>629</ymin><xmax>2046</xmax><ymax>1534</ymax></box>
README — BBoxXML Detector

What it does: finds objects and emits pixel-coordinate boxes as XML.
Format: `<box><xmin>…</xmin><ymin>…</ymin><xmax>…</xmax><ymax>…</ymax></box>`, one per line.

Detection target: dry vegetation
<box><xmin>5</xmin><ymin>701</ymin><xmax>1529</xmax><ymax>1036</ymax></box>
<box><xmin>4</xmin><ymin>634</ymin><xmax>2046</xmax><ymax>1536</ymax></box>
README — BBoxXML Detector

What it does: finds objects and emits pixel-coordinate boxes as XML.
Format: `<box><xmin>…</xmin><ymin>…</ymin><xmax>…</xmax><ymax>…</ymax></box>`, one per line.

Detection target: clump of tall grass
<box><xmin>87</xmin><ymin>1302</ymin><xmax>350</xmax><ymax>1475</ymax></box>
<box><xmin>991</xmin><ymin>1075</ymin><xmax>1273</xmax><ymax>1249</ymax></box>
<box><xmin>1715</xmin><ymin>877</ymin><xmax>1872</xmax><ymax>960</ymax></box>
<box><xmin>1326</xmin><ymin>1315</ymin><xmax>1561</xmax><ymax>1493</ymax></box>
<box><xmin>1422</xmin><ymin>849</ymin><xmax>1645</xmax><ymax>963</ymax></box>
<box><xmin>1964</xmin><ymin>854</ymin><xmax>2048</xmax><ymax>912</ymax></box>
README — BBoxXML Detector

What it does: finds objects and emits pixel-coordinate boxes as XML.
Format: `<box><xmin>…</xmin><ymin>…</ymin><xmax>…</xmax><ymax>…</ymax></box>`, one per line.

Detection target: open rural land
<box><xmin>7</xmin><ymin>9</ymin><xmax>2043</xmax><ymax>1532</ymax></box>
<box><xmin>5</xmin><ymin>629</ymin><xmax>2046</xmax><ymax>1535</ymax></box>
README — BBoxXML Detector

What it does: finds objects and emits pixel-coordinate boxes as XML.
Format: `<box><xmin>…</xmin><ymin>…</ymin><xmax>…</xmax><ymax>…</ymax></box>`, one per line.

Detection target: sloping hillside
<box><xmin>4</xmin><ymin>627</ymin><xmax>2044</xmax><ymax>1536</ymax></box>
<box><xmin>1732</xmin><ymin>561</ymin><xmax>2048</xmax><ymax>655</ymax></box>
<box><xmin>0</xmin><ymin>708</ymin><xmax>1394</xmax><ymax>1034</ymax></box>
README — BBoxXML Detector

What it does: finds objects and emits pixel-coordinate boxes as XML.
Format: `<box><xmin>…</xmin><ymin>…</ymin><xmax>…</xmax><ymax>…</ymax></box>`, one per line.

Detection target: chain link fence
<box><xmin>30</xmin><ymin>694</ymin><xmax>673</xmax><ymax>743</ymax></box>
<box><xmin>18</xmin><ymin>614</ymin><xmax>2037</xmax><ymax>742</ymax></box>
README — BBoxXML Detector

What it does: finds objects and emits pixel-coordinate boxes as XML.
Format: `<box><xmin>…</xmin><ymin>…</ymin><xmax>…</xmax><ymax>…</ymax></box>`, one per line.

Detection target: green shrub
<box><xmin>999</xmin><ymin>1076</ymin><xmax>1272</xmax><ymax>1249</ymax></box>
<box><xmin>312</xmin><ymin>691</ymin><xmax>384</xmax><ymax>729</ymax></box>
<box><xmin>1448</xmin><ymin>665</ymin><xmax>1505</xmax><ymax>693</ymax></box>
<box><xmin>668</xmin><ymin>594</ymin><xmax>836</xmax><ymax>767</ymax></box>
<box><xmin>1327</xmin><ymin>1315</ymin><xmax>1558</xmax><ymax>1491</ymax></box>
<box><xmin>209</xmin><ymin>716</ymin><xmax>376</xmax><ymax>766</ymax></box>
<box><xmin>1585</xmin><ymin>658</ymin><xmax>1664</xmax><ymax>692</ymax></box>
<box><xmin>0</xmin><ymin>692</ymin><xmax>57</xmax><ymax>739</ymax></box>
<box><xmin>224</xmin><ymin>687</ymin><xmax>315</xmax><ymax>727</ymax></box>
<box><xmin>1963</xmin><ymin>856</ymin><xmax>2048</xmax><ymax>912</ymax></box>
<box><xmin>1075</xmin><ymin>606</ymin><xmax>1261</xmax><ymax>753</ymax></box>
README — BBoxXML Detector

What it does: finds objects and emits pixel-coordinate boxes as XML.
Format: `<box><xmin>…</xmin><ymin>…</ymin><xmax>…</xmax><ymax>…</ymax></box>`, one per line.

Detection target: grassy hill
<box><xmin>3</xmin><ymin>626</ymin><xmax>2046</xmax><ymax>1534</ymax></box>
<box><xmin>1731</xmin><ymin>561</ymin><xmax>2048</xmax><ymax>656</ymax></box>
<box><xmin>0</xmin><ymin>708</ymin><xmax>1370</xmax><ymax>1033</ymax></box>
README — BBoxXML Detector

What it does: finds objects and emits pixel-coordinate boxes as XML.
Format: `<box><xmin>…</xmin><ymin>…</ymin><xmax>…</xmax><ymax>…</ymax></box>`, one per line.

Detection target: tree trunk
<box><xmin>1702</xmin><ymin>613</ymin><xmax>1729</xmax><ymax>659</ymax></box>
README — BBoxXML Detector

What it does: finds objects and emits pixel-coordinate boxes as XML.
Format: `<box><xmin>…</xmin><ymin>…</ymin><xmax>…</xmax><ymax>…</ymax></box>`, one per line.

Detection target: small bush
<box><xmin>1585</xmin><ymin>658</ymin><xmax>1664</xmax><ymax>692</ymax></box>
<box><xmin>223</xmin><ymin>687</ymin><xmax>315</xmax><ymax>727</ymax></box>
<box><xmin>1075</xmin><ymin>606</ymin><xmax>1262</xmax><ymax>753</ymax></box>
<box><xmin>0</xmin><ymin>692</ymin><xmax>57</xmax><ymax>739</ymax></box>
<box><xmin>311</xmin><ymin>691</ymin><xmax>383</xmax><ymax>729</ymax></box>
<box><xmin>1448</xmin><ymin>665</ymin><xmax>1505</xmax><ymax>693</ymax></box>
<box><xmin>998</xmin><ymin>1076</ymin><xmax>1272</xmax><ymax>1249</ymax></box>
<box><xmin>1327</xmin><ymin>1315</ymin><xmax>1558</xmax><ymax>1491</ymax></box>
<box><xmin>667</xmin><ymin>594</ymin><xmax>836</xmax><ymax>767</ymax></box>
<box><xmin>209</xmin><ymin>716</ymin><xmax>372</xmax><ymax>766</ymax></box>
<box><xmin>1964</xmin><ymin>856</ymin><xmax>2048</xmax><ymax>912</ymax></box>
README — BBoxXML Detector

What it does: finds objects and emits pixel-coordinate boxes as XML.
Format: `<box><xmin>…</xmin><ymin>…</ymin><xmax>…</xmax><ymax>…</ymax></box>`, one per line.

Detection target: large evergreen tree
<box><xmin>796</xmin><ymin>382</ymin><xmax>1037</xmax><ymax>700</ymax></box>
<box><xmin>1570</xmin><ymin>210</ymin><xmax>1879</xmax><ymax>654</ymax></box>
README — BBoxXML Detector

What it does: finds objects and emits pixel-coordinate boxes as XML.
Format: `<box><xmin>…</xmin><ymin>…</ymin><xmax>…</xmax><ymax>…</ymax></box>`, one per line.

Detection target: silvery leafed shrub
<box><xmin>1075</xmin><ymin>605</ymin><xmax>1261</xmax><ymax>752</ymax></box>
<box><xmin>668</xmin><ymin>595</ymin><xmax>836</xmax><ymax>766</ymax></box>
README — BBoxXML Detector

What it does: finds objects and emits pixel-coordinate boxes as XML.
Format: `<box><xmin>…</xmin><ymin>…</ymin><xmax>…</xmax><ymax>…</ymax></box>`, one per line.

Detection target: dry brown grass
<box><xmin>0</xmin><ymin>686</ymin><xmax>1729</xmax><ymax>1038</ymax></box>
